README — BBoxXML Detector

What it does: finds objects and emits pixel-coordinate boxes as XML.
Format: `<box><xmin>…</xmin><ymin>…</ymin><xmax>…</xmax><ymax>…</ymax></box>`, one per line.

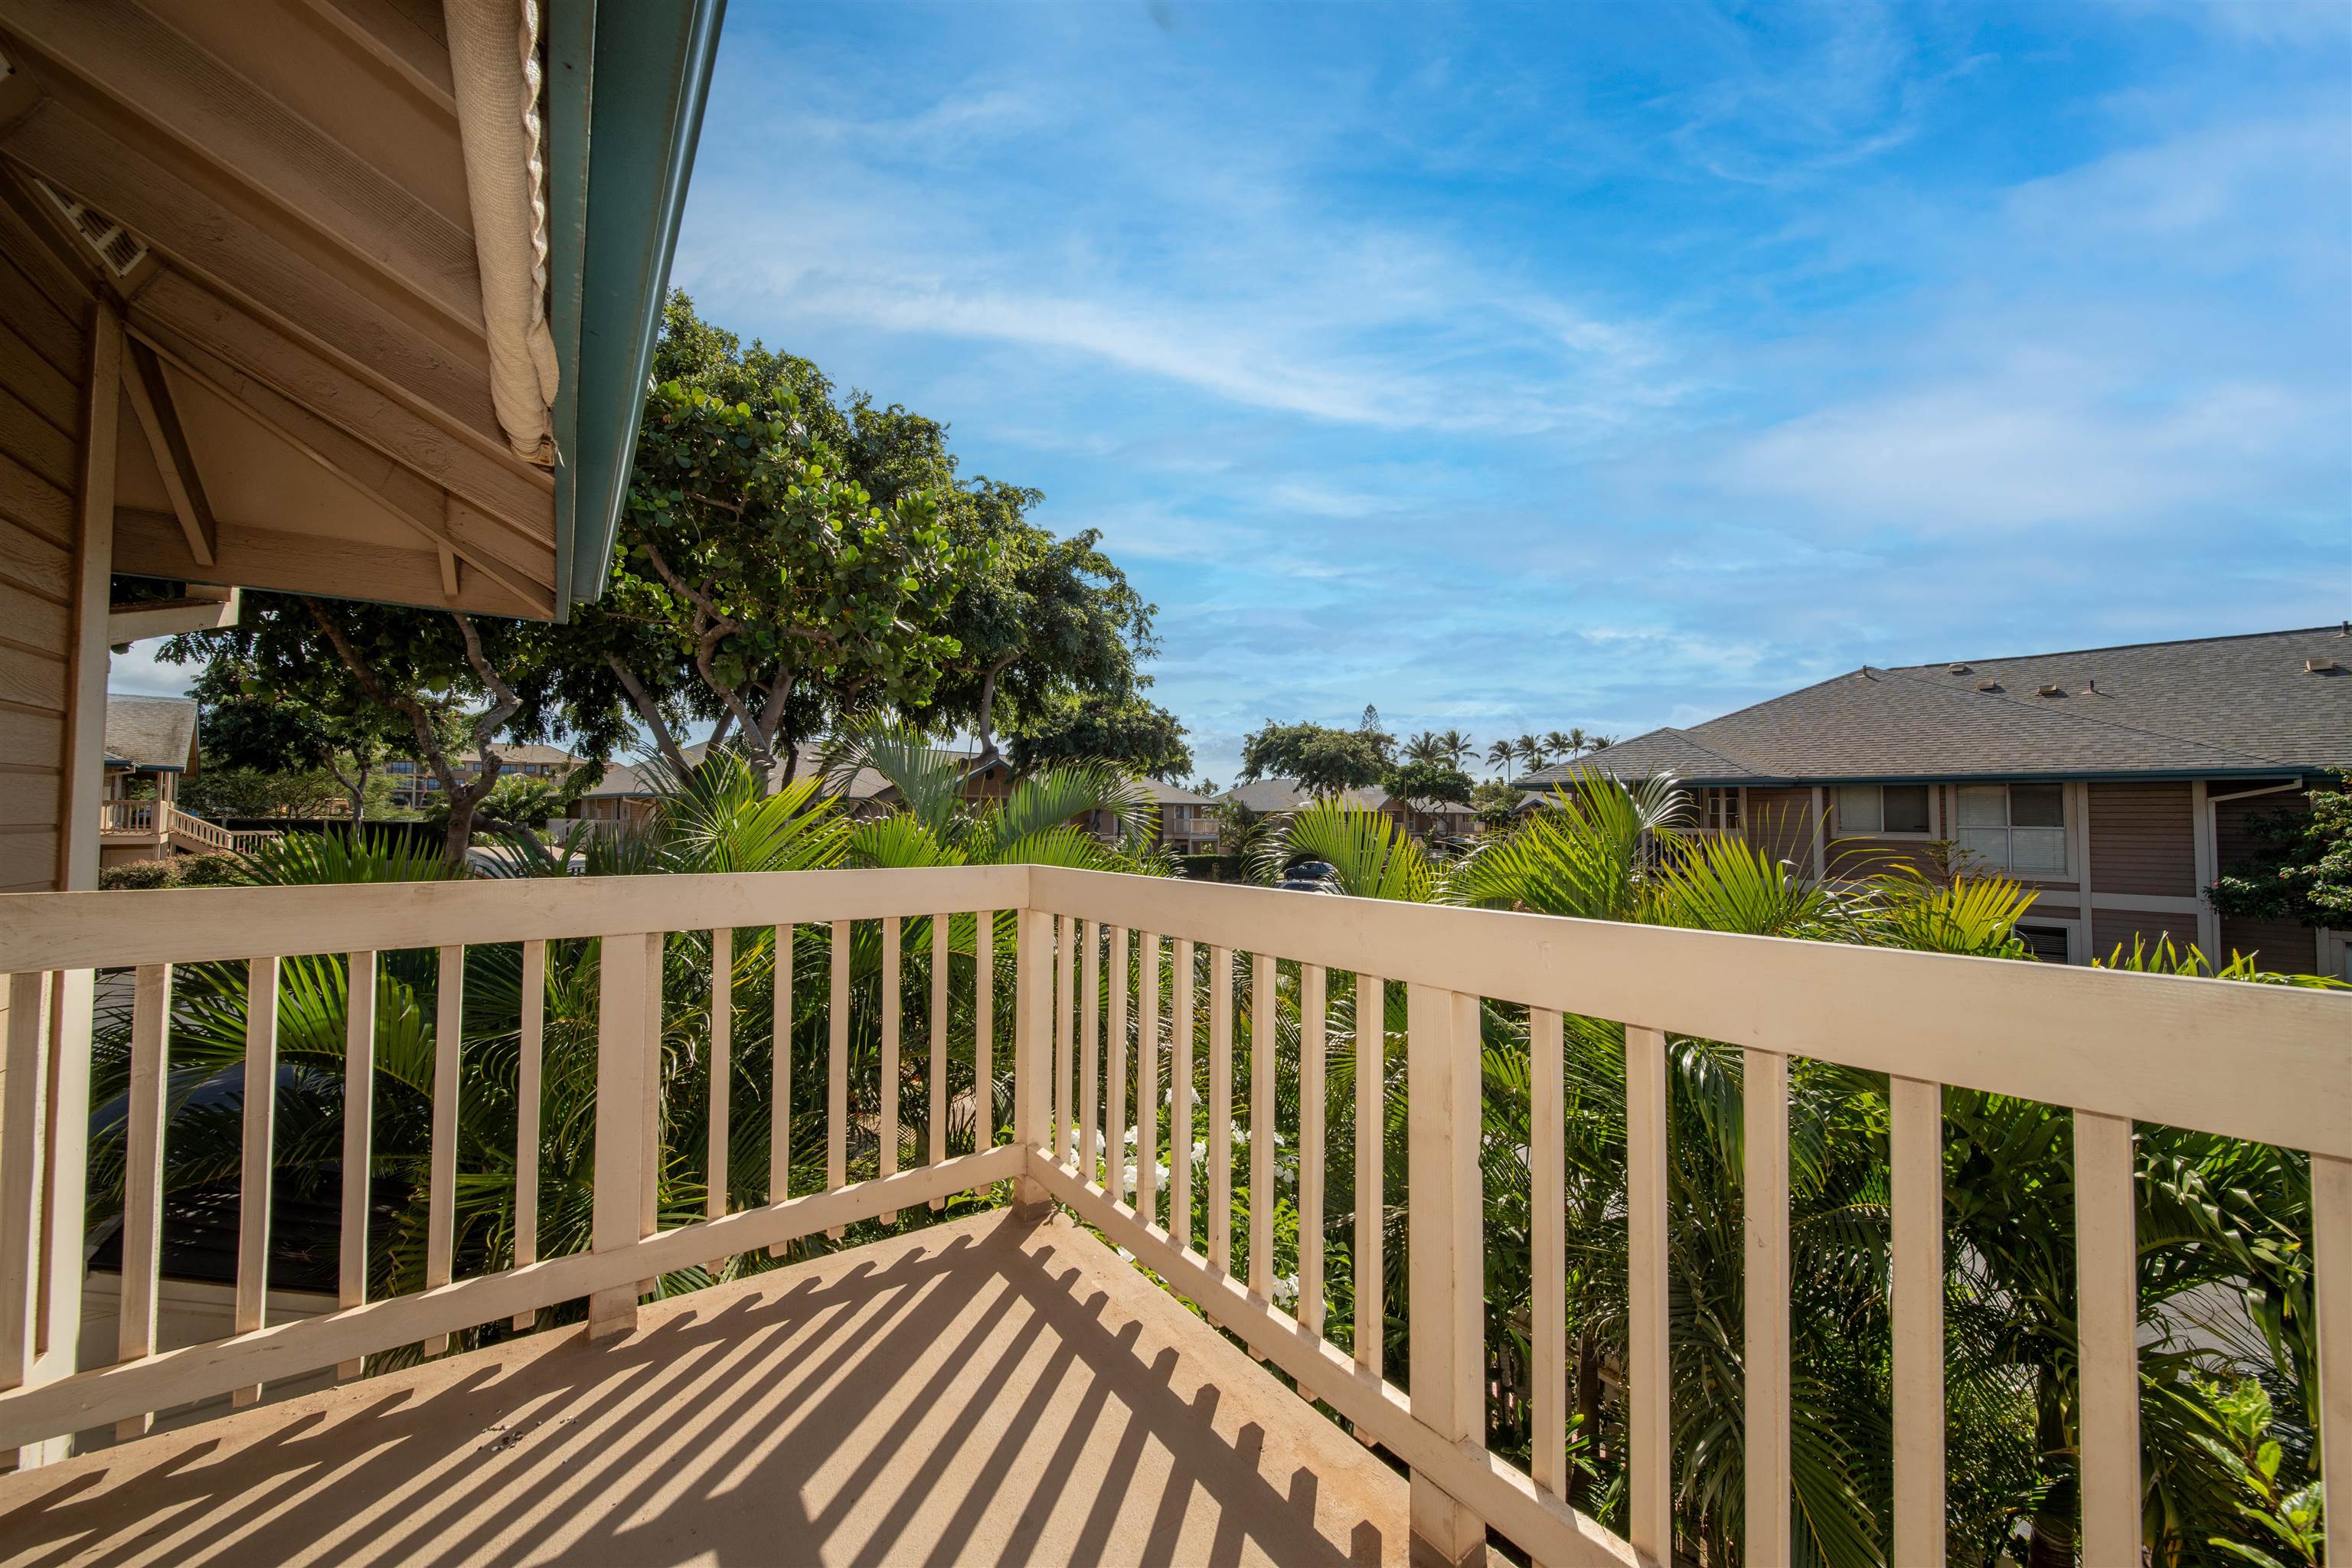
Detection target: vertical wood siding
<box><xmin>2087</xmin><ymin>781</ymin><xmax>2197</xmax><ymax>897</ymax></box>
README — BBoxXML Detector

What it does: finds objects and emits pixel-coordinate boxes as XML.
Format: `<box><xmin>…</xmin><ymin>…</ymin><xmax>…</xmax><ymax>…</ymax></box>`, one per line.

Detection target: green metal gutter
<box><xmin>546</xmin><ymin>0</ymin><xmax>728</xmax><ymax>619</ymax></box>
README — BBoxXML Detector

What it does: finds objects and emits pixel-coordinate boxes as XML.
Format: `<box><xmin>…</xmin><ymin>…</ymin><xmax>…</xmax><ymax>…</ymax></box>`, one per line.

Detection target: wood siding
<box><xmin>2088</xmin><ymin>781</ymin><xmax>2196</xmax><ymax>898</ymax></box>
<box><xmin>2092</xmin><ymin>909</ymin><xmax>2199</xmax><ymax>961</ymax></box>
<box><xmin>1746</xmin><ymin>788</ymin><xmax>1814</xmax><ymax>870</ymax></box>
<box><xmin>0</xmin><ymin>242</ymin><xmax>83</xmax><ymax>893</ymax></box>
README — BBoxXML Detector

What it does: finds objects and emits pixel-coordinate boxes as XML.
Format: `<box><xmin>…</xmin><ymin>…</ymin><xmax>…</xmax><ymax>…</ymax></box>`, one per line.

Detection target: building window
<box><xmin>1835</xmin><ymin>784</ymin><xmax>1931</xmax><ymax>836</ymax></box>
<box><xmin>2016</xmin><ymin>922</ymin><xmax>2072</xmax><ymax>964</ymax></box>
<box><xmin>1695</xmin><ymin>788</ymin><xmax>1740</xmax><ymax>831</ymax></box>
<box><xmin>1955</xmin><ymin>783</ymin><xmax>2066</xmax><ymax>874</ymax></box>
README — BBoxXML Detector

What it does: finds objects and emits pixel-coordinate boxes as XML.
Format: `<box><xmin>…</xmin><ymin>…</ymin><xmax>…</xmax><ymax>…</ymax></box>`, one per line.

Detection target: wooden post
<box><xmin>1012</xmin><ymin>908</ymin><xmax>1050</xmax><ymax>1217</ymax></box>
<box><xmin>233</xmin><ymin>957</ymin><xmax>279</xmax><ymax>1404</ymax></box>
<box><xmin>1744</xmin><ymin>1047</ymin><xmax>1792</xmax><ymax>1568</ymax></box>
<box><xmin>929</xmin><ymin>912</ymin><xmax>949</xmax><ymax>1207</ymax></box>
<box><xmin>2075</xmin><ymin>1109</ymin><xmax>2140</xmax><ymax>1568</ymax></box>
<box><xmin>1136</xmin><ymin>933</ymin><xmax>1160</xmax><ymax>1228</ymax></box>
<box><xmin>1625</xmin><ymin>1024</ymin><xmax>1671</xmax><ymax>1566</ymax></box>
<box><xmin>1890</xmin><ymin>1076</ymin><xmax>1946</xmax><ymax>1568</ymax></box>
<box><xmin>341</xmin><ymin>952</ymin><xmax>377</xmax><ymax>1367</ymax></box>
<box><xmin>423</xmin><ymin>945</ymin><xmax>462</xmax><ymax>1355</ymax></box>
<box><xmin>1171</xmin><ymin>939</ymin><xmax>1196</xmax><ymax>1252</ymax></box>
<box><xmin>974</xmin><ymin>910</ymin><xmax>994</xmax><ymax>1152</ymax></box>
<box><xmin>1354</xmin><ymin>972</ymin><xmax>1385</xmax><ymax>1396</ymax></box>
<box><xmin>1405</xmin><ymin>982</ymin><xmax>1485</xmax><ymax>1566</ymax></box>
<box><xmin>1248</xmin><ymin>952</ymin><xmax>1273</xmax><ymax>1299</ymax></box>
<box><xmin>589</xmin><ymin>933</ymin><xmax>653</xmax><ymax>1340</ymax></box>
<box><xmin>511</xmin><ymin>941</ymin><xmax>543</xmax><ymax>1329</ymax></box>
<box><xmin>1530</xmin><ymin>1007</ymin><xmax>1565</xmax><ymax>1511</ymax></box>
<box><xmin>1207</xmin><ymin>946</ymin><xmax>1234</xmax><ymax>1276</ymax></box>
<box><xmin>1298</xmin><ymin>963</ymin><xmax>1326</xmax><ymax>1334</ymax></box>
<box><xmin>116</xmin><ymin>965</ymin><xmax>172</xmax><ymax>1436</ymax></box>
<box><xmin>2315</xmin><ymin>1153</ymin><xmax>2350</xmax><ymax>1568</ymax></box>
<box><xmin>880</xmin><ymin>916</ymin><xmax>900</xmax><ymax>1223</ymax></box>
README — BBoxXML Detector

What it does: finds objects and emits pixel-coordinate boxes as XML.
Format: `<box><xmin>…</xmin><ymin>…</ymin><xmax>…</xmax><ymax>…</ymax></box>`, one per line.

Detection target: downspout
<box><xmin>446</xmin><ymin>0</ymin><xmax>559</xmax><ymax>465</ymax></box>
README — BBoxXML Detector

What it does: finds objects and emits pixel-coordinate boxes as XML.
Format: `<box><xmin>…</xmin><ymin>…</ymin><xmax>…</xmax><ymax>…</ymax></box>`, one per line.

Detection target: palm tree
<box><xmin>1404</xmin><ymin>730</ymin><xmax>1448</xmax><ymax>768</ymax></box>
<box><xmin>1542</xmin><ymin>729</ymin><xmax>1580</xmax><ymax>762</ymax></box>
<box><xmin>1513</xmin><ymin>733</ymin><xmax>1549</xmax><ymax>774</ymax></box>
<box><xmin>85</xmin><ymin>743</ymin><xmax>1169</xmax><ymax>1369</ymax></box>
<box><xmin>1252</xmin><ymin>779</ymin><xmax>2324</xmax><ymax>1567</ymax></box>
<box><xmin>1485</xmin><ymin>738</ymin><xmax>1517</xmax><ymax>778</ymax></box>
<box><xmin>1438</xmin><ymin>729</ymin><xmax>1475</xmax><ymax>769</ymax></box>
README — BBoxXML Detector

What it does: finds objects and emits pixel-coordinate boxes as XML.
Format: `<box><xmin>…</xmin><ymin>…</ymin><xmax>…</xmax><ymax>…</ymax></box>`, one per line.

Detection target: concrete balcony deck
<box><xmin>0</xmin><ymin>1210</ymin><xmax>1439</xmax><ymax>1568</ymax></box>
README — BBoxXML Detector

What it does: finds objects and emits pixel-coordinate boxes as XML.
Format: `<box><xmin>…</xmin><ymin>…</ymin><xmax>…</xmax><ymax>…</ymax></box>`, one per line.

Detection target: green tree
<box><xmin>1485</xmin><ymin>737</ymin><xmax>1517</xmax><ymax>777</ymax></box>
<box><xmin>2205</xmin><ymin>782</ymin><xmax>2350</xmax><ymax>929</ymax></box>
<box><xmin>1403</xmin><ymin>730</ymin><xmax>1448</xmax><ymax>767</ymax></box>
<box><xmin>1238</xmin><ymin>719</ymin><xmax>1393</xmax><ymax>796</ymax></box>
<box><xmin>1437</xmin><ymin>727</ymin><xmax>1475</xmax><ymax>769</ymax></box>
<box><xmin>1380</xmin><ymin>760</ymin><xmax>1475</xmax><ymax>837</ymax></box>
<box><xmin>186</xmin><ymin>655</ymin><xmax>422</xmax><ymax>822</ymax></box>
<box><xmin>1470</xmin><ymin>777</ymin><xmax>1523</xmax><ymax>828</ymax></box>
<box><xmin>1007</xmin><ymin>691</ymin><xmax>1192</xmax><ymax>780</ymax></box>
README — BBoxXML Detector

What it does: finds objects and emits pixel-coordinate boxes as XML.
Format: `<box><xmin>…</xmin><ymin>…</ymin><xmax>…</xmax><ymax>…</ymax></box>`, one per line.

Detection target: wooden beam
<box><xmin>106</xmin><ymin>586</ymin><xmax>239</xmax><ymax>645</ymax></box>
<box><xmin>123</xmin><ymin>308</ymin><xmax>555</xmax><ymax>614</ymax></box>
<box><xmin>436</xmin><ymin>541</ymin><xmax>459</xmax><ymax>600</ymax></box>
<box><xmin>0</xmin><ymin>96</ymin><xmax>497</xmax><ymax>436</ymax></box>
<box><xmin>113</xmin><ymin>506</ymin><xmax>542</xmax><ymax>620</ymax></box>
<box><xmin>0</xmin><ymin>0</ymin><xmax>482</xmax><ymax>332</ymax></box>
<box><xmin>121</xmin><ymin>341</ymin><xmax>216</xmax><ymax>566</ymax></box>
<box><xmin>130</xmin><ymin>271</ymin><xmax>547</xmax><ymax>524</ymax></box>
<box><xmin>290</xmin><ymin>0</ymin><xmax>458</xmax><ymax>116</ymax></box>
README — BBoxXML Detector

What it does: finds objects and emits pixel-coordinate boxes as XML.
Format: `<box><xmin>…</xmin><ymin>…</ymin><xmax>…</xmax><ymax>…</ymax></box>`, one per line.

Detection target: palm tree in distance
<box><xmin>1404</xmin><ymin>730</ymin><xmax>1447</xmax><ymax>767</ymax></box>
<box><xmin>1438</xmin><ymin>728</ymin><xmax>1474</xmax><ymax>769</ymax></box>
<box><xmin>1485</xmin><ymin>738</ymin><xmax>1517</xmax><ymax>777</ymax></box>
<box><xmin>1513</xmin><ymin>733</ymin><xmax>1550</xmax><ymax>773</ymax></box>
<box><xmin>1542</xmin><ymin>729</ymin><xmax>1579</xmax><ymax>762</ymax></box>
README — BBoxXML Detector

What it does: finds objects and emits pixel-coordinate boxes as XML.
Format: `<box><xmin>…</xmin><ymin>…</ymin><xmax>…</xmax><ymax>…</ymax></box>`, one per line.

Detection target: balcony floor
<box><xmin>0</xmin><ymin>1209</ymin><xmax>1436</xmax><ymax>1567</ymax></box>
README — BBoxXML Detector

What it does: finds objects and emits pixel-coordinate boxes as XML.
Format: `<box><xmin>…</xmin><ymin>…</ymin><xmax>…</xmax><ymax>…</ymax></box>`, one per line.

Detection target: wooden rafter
<box><xmin>290</xmin><ymin>0</ymin><xmax>458</xmax><ymax>117</ymax></box>
<box><xmin>0</xmin><ymin>0</ymin><xmax>482</xmax><ymax>332</ymax></box>
<box><xmin>119</xmin><ymin>341</ymin><xmax>216</xmax><ymax>567</ymax></box>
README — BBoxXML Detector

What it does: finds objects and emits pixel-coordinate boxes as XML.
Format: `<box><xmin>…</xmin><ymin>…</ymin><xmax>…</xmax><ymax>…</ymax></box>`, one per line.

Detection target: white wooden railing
<box><xmin>0</xmin><ymin>866</ymin><xmax>2343</xmax><ymax>1568</ymax></box>
<box><xmin>96</xmin><ymin>800</ymin><xmax>276</xmax><ymax>854</ymax></box>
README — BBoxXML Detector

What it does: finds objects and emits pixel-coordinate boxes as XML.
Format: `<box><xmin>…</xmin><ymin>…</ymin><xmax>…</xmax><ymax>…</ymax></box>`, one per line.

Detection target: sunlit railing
<box><xmin>95</xmin><ymin>801</ymin><xmax>275</xmax><ymax>854</ymax></box>
<box><xmin>0</xmin><ymin>866</ymin><xmax>2342</xmax><ymax>1568</ymax></box>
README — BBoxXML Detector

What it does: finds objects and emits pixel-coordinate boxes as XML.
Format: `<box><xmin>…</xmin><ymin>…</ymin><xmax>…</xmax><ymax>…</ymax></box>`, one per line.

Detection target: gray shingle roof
<box><xmin>104</xmin><ymin>694</ymin><xmax>198</xmax><ymax>773</ymax></box>
<box><xmin>1521</xmin><ymin>626</ymin><xmax>2352</xmax><ymax>788</ymax></box>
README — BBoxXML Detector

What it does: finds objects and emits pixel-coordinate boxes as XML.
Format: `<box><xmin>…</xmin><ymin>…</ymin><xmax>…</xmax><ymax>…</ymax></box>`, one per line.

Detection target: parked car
<box><xmin>1276</xmin><ymin>858</ymin><xmax>1342</xmax><ymax>893</ymax></box>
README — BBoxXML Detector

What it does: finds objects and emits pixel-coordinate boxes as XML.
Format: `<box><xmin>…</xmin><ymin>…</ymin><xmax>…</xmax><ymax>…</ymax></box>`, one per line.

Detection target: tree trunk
<box><xmin>972</xmin><ymin>652</ymin><xmax>1018</xmax><ymax>763</ymax></box>
<box><xmin>2024</xmin><ymin>1365</ymin><xmax>2079</xmax><ymax>1568</ymax></box>
<box><xmin>605</xmin><ymin>653</ymin><xmax>691</xmax><ymax>776</ymax></box>
<box><xmin>1570</xmin><ymin>1329</ymin><xmax>1605</xmax><ymax>1510</ymax></box>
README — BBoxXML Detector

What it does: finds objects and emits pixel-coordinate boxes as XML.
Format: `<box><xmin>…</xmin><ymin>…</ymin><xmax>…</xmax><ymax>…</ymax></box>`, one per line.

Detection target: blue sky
<box><xmin>662</xmin><ymin>0</ymin><xmax>2350</xmax><ymax>786</ymax></box>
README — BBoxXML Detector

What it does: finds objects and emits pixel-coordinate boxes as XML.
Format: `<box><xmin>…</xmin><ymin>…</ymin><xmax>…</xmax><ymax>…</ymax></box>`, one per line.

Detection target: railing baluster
<box><xmin>1354</xmin><ymin>972</ymin><xmax>1384</xmax><ymax>1394</ymax></box>
<box><xmin>2316</xmin><ymin>1152</ymin><xmax>2349</xmax><ymax>1568</ymax></box>
<box><xmin>340</xmin><ymin>952</ymin><xmax>376</xmax><ymax>1368</ymax></box>
<box><xmin>974</xmin><ymin>910</ymin><xmax>993</xmax><ymax>1153</ymax></box>
<box><xmin>1080</xmin><ymin>918</ymin><xmax>1100</xmax><ymax>1184</ymax></box>
<box><xmin>928</xmin><ymin>911</ymin><xmax>949</xmax><ymax>1209</ymax></box>
<box><xmin>511</xmin><ymin>941</ymin><xmax>542</xmax><ymax>1331</ymax></box>
<box><xmin>1171</xmin><ymin>938</ymin><xmax>1195</xmax><ymax>1253</ymax></box>
<box><xmin>1405</xmin><ymin>983</ymin><xmax>1484</xmax><ymax>1560</ymax></box>
<box><xmin>640</xmin><ymin>934</ymin><xmax>662</xmax><ymax>1287</ymax></box>
<box><xmin>1298</xmin><ymin>962</ymin><xmax>1325</xmax><ymax>1334</ymax></box>
<box><xmin>1137</xmin><ymin>933</ymin><xmax>1160</xmax><ymax>1229</ymax></box>
<box><xmin>1054</xmin><ymin>914</ymin><xmax>1074</xmax><ymax>1168</ymax></box>
<box><xmin>1890</xmin><ymin>1075</ymin><xmax>1946</xmax><ymax>1568</ymax></box>
<box><xmin>2074</xmin><ymin>1107</ymin><xmax>2140</xmax><ymax>1568</ymax></box>
<box><xmin>115</xmin><ymin>963</ymin><xmax>171</xmax><ymax>1436</ymax></box>
<box><xmin>589</xmin><ymin>933</ymin><xmax>652</xmax><ymax>1339</ymax></box>
<box><xmin>707</xmin><ymin>927</ymin><xmax>733</xmax><ymax>1260</ymax></box>
<box><xmin>423</xmin><ymin>945</ymin><xmax>463</xmax><ymax>1358</ymax></box>
<box><xmin>1744</xmin><ymin>1046</ymin><xmax>1792</xmax><ymax>1567</ymax></box>
<box><xmin>827</xmin><ymin>920</ymin><xmax>849</xmax><ymax>1240</ymax></box>
<box><xmin>1108</xmin><ymin>925</ymin><xmax>1129</xmax><ymax>1207</ymax></box>
<box><xmin>1625</xmin><ymin>1023</ymin><xmax>1671</xmax><ymax>1564</ymax></box>
<box><xmin>880</xmin><ymin>915</ymin><xmax>901</xmax><ymax>1224</ymax></box>
<box><xmin>234</xmin><ymin>956</ymin><xmax>280</xmax><ymax>1404</ymax></box>
<box><xmin>1015</xmin><ymin>910</ymin><xmax>1048</xmax><ymax>1181</ymax></box>
<box><xmin>0</xmin><ymin>972</ymin><xmax>48</xmax><ymax>1434</ymax></box>
<box><xmin>1248</xmin><ymin>952</ymin><xmax>1274</xmax><ymax>1300</ymax></box>
<box><xmin>1530</xmin><ymin>1006</ymin><xmax>1565</xmax><ymax>1504</ymax></box>
<box><xmin>1208</xmin><ymin>944</ymin><xmax>1234</xmax><ymax>1276</ymax></box>
<box><xmin>769</xmin><ymin>923</ymin><xmax>792</xmax><ymax>1256</ymax></box>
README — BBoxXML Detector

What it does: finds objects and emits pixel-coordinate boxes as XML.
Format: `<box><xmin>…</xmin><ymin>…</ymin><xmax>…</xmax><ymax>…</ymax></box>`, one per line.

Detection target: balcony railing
<box><xmin>96</xmin><ymin>800</ymin><xmax>277</xmax><ymax>854</ymax></box>
<box><xmin>0</xmin><ymin>865</ymin><xmax>2342</xmax><ymax>1565</ymax></box>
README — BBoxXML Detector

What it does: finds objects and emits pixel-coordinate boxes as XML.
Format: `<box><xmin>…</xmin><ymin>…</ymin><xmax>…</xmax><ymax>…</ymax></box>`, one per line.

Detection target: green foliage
<box><xmin>1471</xmin><ymin>778</ymin><xmax>1524</xmax><ymax>827</ymax></box>
<box><xmin>180</xmin><ymin>765</ymin><xmax>379</xmax><ymax>821</ymax></box>
<box><xmin>2205</xmin><ymin>782</ymin><xmax>2350</xmax><ymax>928</ymax></box>
<box><xmin>2177</xmin><ymin>1379</ymin><xmax>2325</xmax><ymax>1567</ymax></box>
<box><xmin>1382</xmin><ymin>760</ymin><xmax>1475</xmax><ymax>810</ymax></box>
<box><xmin>98</xmin><ymin>851</ymin><xmax>255</xmax><ymax>890</ymax></box>
<box><xmin>1006</xmin><ymin>691</ymin><xmax>1192</xmax><ymax>780</ymax></box>
<box><xmin>1253</xmin><ymin>797</ymin><xmax>1437</xmax><ymax>899</ymax></box>
<box><xmin>1237</xmin><ymin>719</ymin><xmax>1392</xmax><ymax>795</ymax></box>
<box><xmin>2096</xmin><ymin>933</ymin><xmax>2349</xmax><ymax>988</ymax></box>
<box><xmin>97</xmin><ymin>859</ymin><xmax>175</xmax><ymax>890</ymax></box>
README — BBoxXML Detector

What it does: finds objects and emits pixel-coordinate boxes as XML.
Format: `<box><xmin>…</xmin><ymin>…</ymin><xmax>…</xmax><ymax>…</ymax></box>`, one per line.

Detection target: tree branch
<box><xmin>604</xmin><ymin>652</ymin><xmax>691</xmax><ymax>776</ymax></box>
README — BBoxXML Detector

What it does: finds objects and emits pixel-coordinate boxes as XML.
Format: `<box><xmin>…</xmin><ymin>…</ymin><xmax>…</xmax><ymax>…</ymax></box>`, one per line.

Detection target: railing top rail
<box><xmin>1028</xmin><ymin>866</ymin><xmax>2351</xmax><ymax>1158</ymax></box>
<box><xmin>0</xmin><ymin>864</ymin><xmax>1031</xmax><ymax>972</ymax></box>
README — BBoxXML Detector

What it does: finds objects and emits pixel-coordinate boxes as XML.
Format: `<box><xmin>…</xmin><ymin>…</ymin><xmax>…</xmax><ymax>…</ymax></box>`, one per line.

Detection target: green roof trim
<box><xmin>547</xmin><ymin>0</ymin><xmax>728</xmax><ymax>619</ymax></box>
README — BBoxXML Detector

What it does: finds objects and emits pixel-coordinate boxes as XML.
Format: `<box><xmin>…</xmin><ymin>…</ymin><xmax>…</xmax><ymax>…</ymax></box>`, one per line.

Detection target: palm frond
<box><xmin>1255</xmin><ymin>798</ymin><xmax>1436</xmax><ymax>900</ymax></box>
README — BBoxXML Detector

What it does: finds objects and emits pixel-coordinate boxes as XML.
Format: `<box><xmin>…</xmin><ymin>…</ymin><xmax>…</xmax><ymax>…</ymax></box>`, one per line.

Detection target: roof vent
<box><xmin>1947</xmin><ymin>663</ymin><xmax>1971</xmax><ymax>675</ymax></box>
<box><xmin>2037</xmin><ymin>683</ymin><xmax>2065</xmax><ymax>697</ymax></box>
<box><xmin>1977</xmin><ymin>680</ymin><xmax>2001</xmax><ymax>692</ymax></box>
<box><xmin>37</xmin><ymin>179</ymin><xmax>149</xmax><ymax>279</ymax></box>
<box><xmin>2310</xmin><ymin>658</ymin><xmax>2341</xmax><ymax>675</ymax></box>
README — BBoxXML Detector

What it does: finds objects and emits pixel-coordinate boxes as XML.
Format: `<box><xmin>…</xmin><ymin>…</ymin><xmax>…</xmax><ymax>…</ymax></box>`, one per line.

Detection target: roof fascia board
<box><xmin>561</xmin><ymin>0</ymin><xmax>727</xmax><ymax>613</ymax></box>
<box><xmin>544</xmin><ymin>0</ymin><xmax>594</xmax><ymax>623</ymax></box>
